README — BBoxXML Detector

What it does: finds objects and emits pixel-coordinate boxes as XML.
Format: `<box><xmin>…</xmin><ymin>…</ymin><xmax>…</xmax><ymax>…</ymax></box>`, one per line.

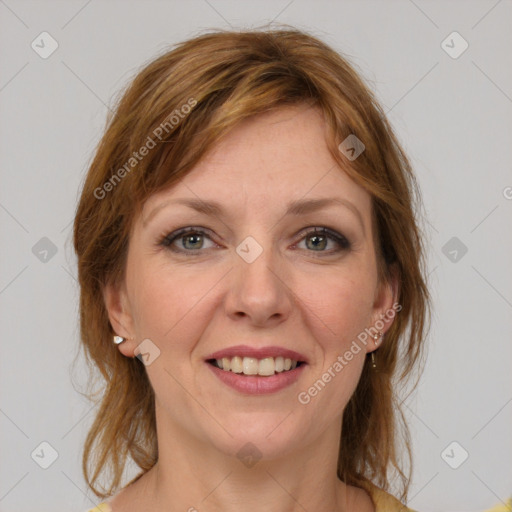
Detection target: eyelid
<box><xmin>294</xmin><ymin>226</ymin><xmax>351</xmax><ymax>252</ymax></box>
<box><xmin>159</xmin><ymin>225</ymin><xmax>351</xmax><ymax>255</ymax></box>
<box><xmin>159</xmin><ymin>226</ymin><xmax>217</xmax><ymax>251</ymax></box>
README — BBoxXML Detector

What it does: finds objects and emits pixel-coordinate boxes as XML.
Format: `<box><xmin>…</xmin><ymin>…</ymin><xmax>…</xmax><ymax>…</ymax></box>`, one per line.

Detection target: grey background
<box><xmin>1</xmin><ymin>1</ymin><xmax>511</xmax><ymax>511</ymax></box>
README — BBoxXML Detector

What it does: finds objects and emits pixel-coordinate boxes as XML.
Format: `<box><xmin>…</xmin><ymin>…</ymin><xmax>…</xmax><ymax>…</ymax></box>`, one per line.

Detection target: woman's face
<box><xmin>105</xmin><ymin>104</ymin><xmax>396</xmax><ymax>461</ymax></box>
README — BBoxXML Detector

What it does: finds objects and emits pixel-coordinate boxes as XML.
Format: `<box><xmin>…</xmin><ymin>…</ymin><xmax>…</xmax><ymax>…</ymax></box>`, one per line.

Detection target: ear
<box><xmin>103</xmin><ymin>280</ymin><xmax>138</xmax><ymax>358</ymax></box>
<box><xmin>368</xmin><ymin>264</ymin><xmax>400</xmax><ymax>347</ymax></box>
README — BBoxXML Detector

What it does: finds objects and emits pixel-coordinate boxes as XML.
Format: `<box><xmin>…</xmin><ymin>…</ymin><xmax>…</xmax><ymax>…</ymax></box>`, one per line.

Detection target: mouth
<box><xmin>205</xmin><ymin>345</ymin><xmax>308</xmax><ymax>394</ymax></box>
<box><xmin>207</xmin><ymin>356</ymin><xmax>305</xmax><ymax>377</ymax></box>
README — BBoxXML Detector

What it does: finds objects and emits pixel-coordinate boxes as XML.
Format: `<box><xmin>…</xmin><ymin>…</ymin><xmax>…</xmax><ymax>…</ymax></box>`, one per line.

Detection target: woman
<box><xmin>75</xmin><ymin>27</ymin><xmax>430</xmax><ymax>511</ymax></box>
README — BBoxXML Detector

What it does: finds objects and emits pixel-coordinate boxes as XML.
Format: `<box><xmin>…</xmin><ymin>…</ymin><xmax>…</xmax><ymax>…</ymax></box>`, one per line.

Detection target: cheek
<box><xmin>297</xmin><ymin>276</ymin><xmax>370</xmax><ymax>419</ymax></box>
<box><xmin>298</xmin><ymin>270</ymin><xmax>376</xmax><ymax>348</ymax></box>
<box><xmin>127</xmin><ymin>262</ymin><xmax>216</xmax><ymax>345</ymax></box>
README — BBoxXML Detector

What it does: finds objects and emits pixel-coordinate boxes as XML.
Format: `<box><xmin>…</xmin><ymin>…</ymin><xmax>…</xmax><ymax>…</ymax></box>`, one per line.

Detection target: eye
<box><xmin>159</xmin><ymin>227</ymin><xmax>217</xmax><ymax>254</ymax></box>
<box><xmin>159</xmin><ymin>226</ymin><xmax>351</xmax><ymax>256</ymax></box>
<box><xmin>296</xmin><ymin>227</ymin><xmax>351</xmax><ymax>254</ymax></box>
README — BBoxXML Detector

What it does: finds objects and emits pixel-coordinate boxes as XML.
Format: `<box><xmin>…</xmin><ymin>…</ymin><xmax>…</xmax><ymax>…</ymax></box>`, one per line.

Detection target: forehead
<box><xmin>141</xmin><ymin>105</ymin><xmax>372</xmax><ymax>223</ymax></box>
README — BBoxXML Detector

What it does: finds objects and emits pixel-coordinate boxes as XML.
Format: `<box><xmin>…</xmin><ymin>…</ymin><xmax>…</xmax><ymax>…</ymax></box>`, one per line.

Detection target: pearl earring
<box><xmin>113</xmin><ymin>335</ymin><xmax>126</xmax><ymax>345</ymax></box>
<box><xmin>371</xmin><ymin>331</ymin><xmax>383</xmax><ymax>346</ymax></box>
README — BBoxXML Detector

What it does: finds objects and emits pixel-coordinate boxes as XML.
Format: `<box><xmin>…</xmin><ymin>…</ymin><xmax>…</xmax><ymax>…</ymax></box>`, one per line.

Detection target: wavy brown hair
<box><xmin>73</xmin><ymin>26</ymin><xmax>431</xmax><ymax>502</ymax></box>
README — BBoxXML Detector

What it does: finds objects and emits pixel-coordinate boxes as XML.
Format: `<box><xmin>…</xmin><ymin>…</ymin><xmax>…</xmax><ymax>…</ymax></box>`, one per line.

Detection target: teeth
<box><xmin>231</xmin><ymin>356</ymin><xmax>243</xmax><ymax>373</ymax></box>
<box><xmin>243</xmin><ymin>357</ymin><xmax>259</xmax><ymax>375</ymax></box>
<box><xmin>212</xmin><ymin>356</ymin><xmax>301</xmax><ymax>376</ymax></box>
<box><xmin>258</xmin><ymin>357</ymin><xmax>275</xmax><ymax>376</ymax></box>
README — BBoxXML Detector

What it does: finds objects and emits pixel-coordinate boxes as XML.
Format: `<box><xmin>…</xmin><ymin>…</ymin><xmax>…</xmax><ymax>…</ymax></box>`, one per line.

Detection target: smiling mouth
<box><xmin>207</xmin><ymin>356</ymin><xmax>305</xmax><ymax>377</ymax></box>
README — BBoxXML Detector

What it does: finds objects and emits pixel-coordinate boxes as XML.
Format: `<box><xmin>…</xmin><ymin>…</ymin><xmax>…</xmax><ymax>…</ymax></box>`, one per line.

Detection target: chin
<box><xmin>202</xmin><ymin>411</ymin><xmax>309</xmax><ymax>463</ymax></box>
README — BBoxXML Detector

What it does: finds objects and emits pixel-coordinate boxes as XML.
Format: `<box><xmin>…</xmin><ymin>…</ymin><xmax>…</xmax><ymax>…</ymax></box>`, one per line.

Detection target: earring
<box><xmin>370</xmin><ymin>331</ymin><xmax>383</xmax><ymax>369</ymax></box>
<box><xmin>113</xmin><ymin>335</ymin><xmax>125</xmax><ymax>345</ymax></box>
<box><xmin>371</xmin><ymin>331</ymin><xmax>383</xmax><ymax>346</ymax></box>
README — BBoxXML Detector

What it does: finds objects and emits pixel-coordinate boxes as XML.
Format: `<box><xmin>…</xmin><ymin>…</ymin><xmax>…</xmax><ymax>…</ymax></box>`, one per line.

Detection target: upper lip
<box><xmin>206</xmin><ymin>344</ymin><xmax>308</xmax><ymax>363</ymax></box>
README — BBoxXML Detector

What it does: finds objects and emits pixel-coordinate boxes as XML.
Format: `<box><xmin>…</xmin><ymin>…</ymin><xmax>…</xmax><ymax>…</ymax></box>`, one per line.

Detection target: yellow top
<box><xmin>86</xmin><ymin>481</ymin><xmax>415</xmax><ymax>511</ymax></box>
<box><xmin>86</xmin><ymin>488</ymin><xmax>512</xmax><ymax>511</ymax></box>
<box><xmin>86</xmin><ymin>505</ymin><xmax>112</xmax><ymax>512</ymax></box>
<box><xmin>360</xmin><ymin>481</ymin><xmax>416</xmax><ymax>511</ymax></box>
<box><xmin>484</xmin><ymin>499</ymin><xmax>512</xmax><ymax>512</ymax></box>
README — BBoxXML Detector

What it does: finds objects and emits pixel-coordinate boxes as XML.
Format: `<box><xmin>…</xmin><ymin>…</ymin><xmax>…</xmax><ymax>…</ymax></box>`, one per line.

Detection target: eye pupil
<box><xmin>307</xmin><ymin>234</ymin><xmax>327</xmax><ymax>251</ymax></box>
<box><xmin>183</xmin><ymin>234</ymin><xmax>202</xmax><ymax>249</ymax></box>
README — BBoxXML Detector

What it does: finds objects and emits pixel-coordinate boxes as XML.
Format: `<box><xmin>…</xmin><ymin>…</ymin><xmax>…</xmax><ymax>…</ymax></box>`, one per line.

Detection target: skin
<box><xmin>104</xmin><ymin>104</ymin><xmax>398</xmax><ymax>512</ymax></box>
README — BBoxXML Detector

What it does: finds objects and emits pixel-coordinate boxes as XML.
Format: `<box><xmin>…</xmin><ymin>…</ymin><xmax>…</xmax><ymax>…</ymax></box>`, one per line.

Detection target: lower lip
<box><xmin>206</xmin><ymin>362</ymin><xmax>306</xmax><ymax>395</ymax></box>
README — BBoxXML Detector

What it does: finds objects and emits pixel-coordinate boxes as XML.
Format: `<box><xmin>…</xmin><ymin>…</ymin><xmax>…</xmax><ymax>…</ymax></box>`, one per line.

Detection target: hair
<box><xmin>73</xmin><ymin>25</ymin><xmax>431</xmax><ymax>502</ymax></box>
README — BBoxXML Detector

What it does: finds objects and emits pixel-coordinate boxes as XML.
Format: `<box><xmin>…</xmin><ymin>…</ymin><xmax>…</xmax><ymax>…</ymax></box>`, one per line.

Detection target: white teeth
<box><xmin>212</xmin><ymin>355</ymin><xmax>301</xmax><ymax>376</ymax></box>
<box><xmin>258</xmin><ymin>357</ymin><xmax>275</xmax><ymax>376</ymax></box>
<box><xmin>231</xmin><ymin>356</ymin><xmax>243</xmax><ymax>373</ymax></box>
<box><xmin>243</xmin><ymin>357</ymin><xmax>259</xmax><ymax>375</ymax></box>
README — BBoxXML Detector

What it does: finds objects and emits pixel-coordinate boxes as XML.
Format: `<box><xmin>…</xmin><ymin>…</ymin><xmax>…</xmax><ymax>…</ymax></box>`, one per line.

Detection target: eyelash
<box><xmin>158</xmin><ymin>226</ymin><xmax>351</xmax><ymax>256</ymax></box>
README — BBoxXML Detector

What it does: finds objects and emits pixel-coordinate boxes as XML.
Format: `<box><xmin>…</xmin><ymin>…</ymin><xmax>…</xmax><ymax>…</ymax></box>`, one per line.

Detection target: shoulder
<box><xmin>484</xmin><ymin>498</ymin><xmax>512</xmax><ymax>512</ymax></box>
<box><xmin>85</xmin><ymin>504</ymin><xmax>112</xmax><ymax>512</ymax></box>
<box><xmin>358</xmin><ymin>480</ymin><xmax>417</xmax><ymax>512</ymax></box>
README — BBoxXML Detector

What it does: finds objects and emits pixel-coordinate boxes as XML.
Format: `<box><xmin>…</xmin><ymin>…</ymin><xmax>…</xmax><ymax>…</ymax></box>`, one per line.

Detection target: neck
<box><xmin>137</xmin><ymin>407</ymin><xmax>357</xmax><ymax>512</ymax></box>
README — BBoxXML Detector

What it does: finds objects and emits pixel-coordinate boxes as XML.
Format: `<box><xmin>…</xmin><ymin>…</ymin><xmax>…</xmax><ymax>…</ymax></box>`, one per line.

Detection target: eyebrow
<box><xmin>143</xmin><ymin>197</ymin><xmax>366</xmax><ymax>235</ymax></box>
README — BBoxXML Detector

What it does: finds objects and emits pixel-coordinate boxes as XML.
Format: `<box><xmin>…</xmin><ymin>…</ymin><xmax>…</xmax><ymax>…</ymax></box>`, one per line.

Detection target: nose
<box><xmin>224</xmin><ymin>237</ymin><xmax>293</xmax><ymax>327</ymax></box>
